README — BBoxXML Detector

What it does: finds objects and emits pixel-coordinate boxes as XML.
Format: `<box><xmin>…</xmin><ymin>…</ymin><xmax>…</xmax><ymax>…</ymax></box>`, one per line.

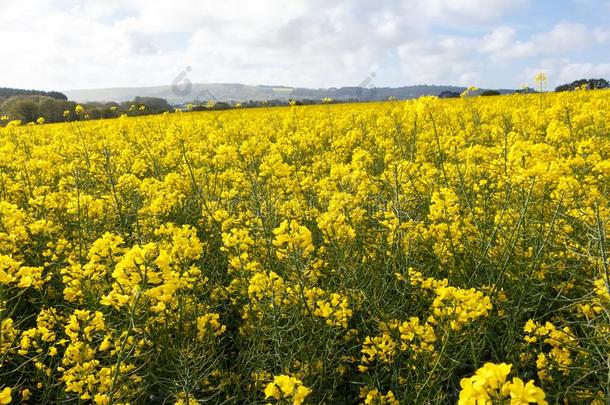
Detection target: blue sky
<box><xmin>1</xmin><ymin>0</ymin><xmax>609</xmax><ymax>90</ymax></box>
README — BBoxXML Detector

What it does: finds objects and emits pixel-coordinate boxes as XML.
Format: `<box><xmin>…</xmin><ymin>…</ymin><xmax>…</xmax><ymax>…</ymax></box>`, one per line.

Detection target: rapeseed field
<box><xmin>1</xmin><ymin>91</ymin><xmax>609</xmax><ymax>404</ymax></box>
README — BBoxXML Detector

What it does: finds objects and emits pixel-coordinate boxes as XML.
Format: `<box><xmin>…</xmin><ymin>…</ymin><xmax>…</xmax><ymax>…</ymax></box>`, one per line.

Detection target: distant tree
<box><xmin>555</xmin><ymin>78</ymin><xmax>609</xmax><ymax>92</ymax></box>
<box><xmin>514</xmin><ymin>87</ymin><xmax>537</xmax><ymax>94</ymax></box>
<box><xmin>133</xmin><ymin>97</ymin><xmax>171</xmax><ymax>114</ymax></box>
<box><xmin>81</xmin><ymin>102</ymin><xmax>110</xmax><ymax>119</ymax></box>
<box><xmin>0</xmin><ymin>87</ymin><xmax>67</xmax><ymax>100</ymax></box>
<box><xmin>480</xmin><ymin>90</ymin><xmax>501</xmax><ymax>96</ymax></box>
<box><xmin>438</xmin><ymin>90</ymin><xmax>460</xmax><ymax>98</ymax></box>
<box><xmin>213</xmin><ymin>102</ymin><xmax>231</xmax><ymax>110</ymax></box>
<box><xmin>1</xmin><ymin>95</ymin><xmax>76</xmax><ymax>123</ymax></box>
<box><xmin>5</xmin><ymin>98</ymin><xmax>40</xmax><ymax>123</ymax></box>
<box><xmin>190</xmin><ymin>104</ymin><xmax>210</xmax><ymax>112</ymax></box>
<box><xmin>555</xmin><ymin>84</ymin><xmax>568</xmax><ymax>92</ymax></box>
<box><xmin>39</xmin><ymin>97</ymin><xmax>73</xmax><ymax>122</ymax></box>
<box><xmin>45</xmin><ymin>91</ymin><xmax>68</xmax><ymax>101</ymax></box>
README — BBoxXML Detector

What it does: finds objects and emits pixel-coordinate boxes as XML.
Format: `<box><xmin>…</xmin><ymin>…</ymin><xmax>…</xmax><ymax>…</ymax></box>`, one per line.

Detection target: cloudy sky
<box><xmin>2</xmin><ymin>0</ymin><xmax>610</xmax><ymax>91</ymax></box>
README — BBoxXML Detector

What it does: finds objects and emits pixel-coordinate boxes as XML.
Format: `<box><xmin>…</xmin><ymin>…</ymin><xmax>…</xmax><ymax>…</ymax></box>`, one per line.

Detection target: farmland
<box><xmin>1</xmin><ymin>91</ymin><xmax>609</xmax><ymax>404</ymax></box>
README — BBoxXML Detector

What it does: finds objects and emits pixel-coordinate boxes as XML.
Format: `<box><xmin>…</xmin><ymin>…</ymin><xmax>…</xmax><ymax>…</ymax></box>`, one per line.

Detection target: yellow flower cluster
<box><xmin>577</xmin><ymin>278</ymin><xmax>609</xmax><ymax>319</ymax></box>
<box><xmin>0</xmin><ymin>388</ymin><xmax>11</xmax><ymax>405</ymax></box>
<box><xmin>197</xmin><ymin>313</ymin><xmax>227</xmax><ymax>340</ymax></box>
<box><xmin>18</xmin><ymin>307</ymin><xmax>60</xmax><ymax>356</ymax></box>
<box><xmin>244</xmin><ymin>272</ymin><xmax>353</xmax><ymax>328</ymax></box>
<box><xmin>0</xmin><ymin>257</ymin><xmax>46</xmax><ymax>289</ymax></box>
<box><xmin>523</xmin><ymin>320</ymin><xmax>576</xmax><ymax>380</ymax></box>
<box><xmin>459</xmin><ymin>362</ymin><xmax>546</xmax><ymax>404</ymax></box>
<box><xmin>273</xmin><ymin>220</ymin><xmax>315</xmax><ymax>260</ymax></box>
<box><xmin>264</xmin><ymin>374</ymin><xmax>311</xmax><ymax>405</ymax></box>
<box><xmin>360</xmin><ymin>333</ymin><xmax>396</xmax><ymax>367</ymax></box>
<box><xmin>174</xmin><ymin>391</ymin><xmax>198</xmax><ymax>405</ymax></box>
<box><xmin>408</xmin><ymin>269</ymin><xmax>492</xmax><ymax>330</ymax></box>
<box><xmin>1</xmin><ymin>318</ymin><xmax>18</xmax><ymax>361</ymax></box>
<box><xmin>62</xmin><ymin>232</ymin><xmax>125</xmax><ymax>303</ymax></box>
<box><xmin>360</xmin><ymin>316</ymin><xmax>436</xmax><ymax>369</ymax></box>
<box><xmin>303</xmin><ymin>287</ymin><xmax>353</xmax><ymax>328</ymax></box>
<box><xmin>99</xmin><ymin>224</ymin><xmax>203</xmax><ymax>313</ymax></box>
<box><xmin>429</xmin><ymin>286</ymin><xmax>493</xmax><ymax>330</ymax></box>
<box><xmin>425</xmin><ymin>187</ymin><xmax>476</xmax><ymax>264</ymax></box>
<box><xmin>247</xmin><ymin>271</ymin><xmax>291</xmax><ymax>308</ymax></box>
<box><xmin>359</xmin><ymin>387</ymin><xmax>399</xmax><ymax>404</ymax></box>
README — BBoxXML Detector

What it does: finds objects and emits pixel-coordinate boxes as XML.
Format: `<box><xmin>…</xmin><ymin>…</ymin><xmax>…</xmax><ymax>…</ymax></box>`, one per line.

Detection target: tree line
<box><xmin>0</xmin><ymin>87</ymin><xmax>67</xmax><ymax>101</ymax></box>
<box><xmin>2</xmin><ymin>78</ymin><xmax>608</xmax><ymax>126</ymax></box>
<box><xmin>554</xmin><ymin>78</ymin><xmax>609</xmax><ymax>92</ymax></box>
<box><xmin>437</xmin><ymin>78</ymin><xmax>609</xmax><ymax>98</ymax></box>
<box><xmin>0</xmin><ymin>95</ymin><xmax>172</xmax><ymax>125</ymax></box>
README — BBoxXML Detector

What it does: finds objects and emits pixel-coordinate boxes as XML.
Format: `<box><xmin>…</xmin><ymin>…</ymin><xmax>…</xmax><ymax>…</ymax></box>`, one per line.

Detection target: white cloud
<box><xmin>519</xmin><ymin>59</ymin><xmax>610</xmax><ymax>89</ymax></box>
<box><xmin>557</xmin><ymin>62</ymin><xmax>610</xmax><ymax>82</ymax></box>
<box><xmin>481</xmin><ymin>26</ymin><xmax>517</xmax><ymax>53</ymax></box>
<box><xmin>0</xmin><ymin>0</ymin><xmax>607</xmax><ymax>91</ymax></box>
<box><xmin>0</xmin><ymin>0</ymin><xmax>427</xmax><ymax>89</ymax></box>
<box><xmin>421</xmin><ymin>0</ymin><xmax>530</xmax><ymax>21</ymax></box>
<box><xmin>485</xmin><ymin>22</ymin><xmax>610</xmax><ymax>60</ymax></box>
<box><xmin>396</xmin><ymin>35</ymin><xmax>479</xmax><ymax>85</ymax></box>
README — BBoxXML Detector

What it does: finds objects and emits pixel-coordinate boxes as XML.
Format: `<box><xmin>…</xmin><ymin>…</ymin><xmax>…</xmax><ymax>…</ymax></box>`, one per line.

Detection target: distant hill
<box><xmin>64</xmin><ymin>83</ymin><xmax>515</xmax><ymax>105</ymax></box>
<box><xmin>0</xmin><ymin>87</ymin><xmax>67</xmax><ymax>101</ymax></box>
